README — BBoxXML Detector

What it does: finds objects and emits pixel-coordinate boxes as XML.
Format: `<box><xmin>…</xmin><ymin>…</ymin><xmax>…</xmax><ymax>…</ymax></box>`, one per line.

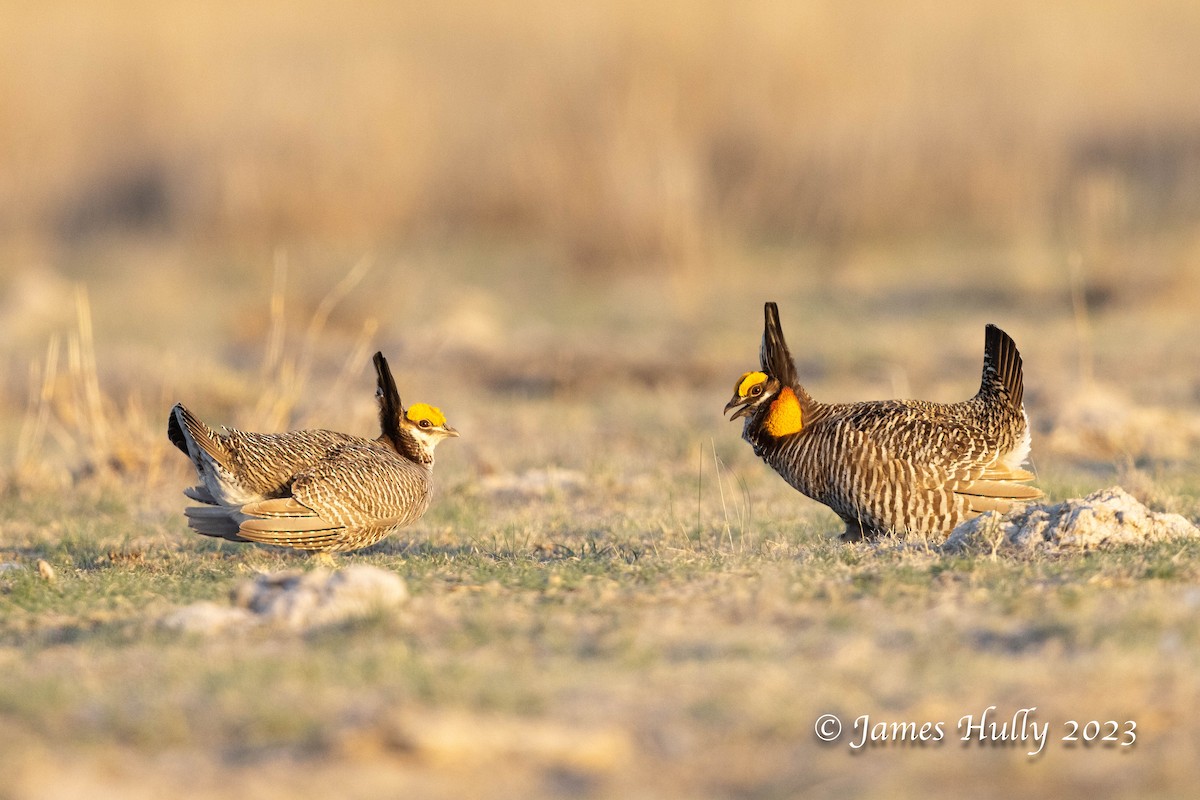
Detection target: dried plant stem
<box><xmin>252</xmin><ymin>255</ymin><xmax>375</xmax><ymax>431</ymax></box>
<box><xmin>14</xmin><ymin>336</ymin><xmax>61</xmax><ymax>470</ymax></box>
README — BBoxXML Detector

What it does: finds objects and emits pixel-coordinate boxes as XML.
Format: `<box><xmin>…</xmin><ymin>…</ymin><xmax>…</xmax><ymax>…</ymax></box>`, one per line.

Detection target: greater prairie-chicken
<box><xmin>724</xmin><ymin>303</ymin><xmax>1040</xmax><ymax>539</ymax></box>
<box><xmin>168</xmin><ymin>352</ymin><xmax>458</xmax><ymax>552</ymax></box>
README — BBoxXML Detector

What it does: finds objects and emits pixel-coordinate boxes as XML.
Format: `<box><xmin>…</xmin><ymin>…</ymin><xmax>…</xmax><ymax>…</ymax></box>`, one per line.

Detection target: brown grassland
<box><xmin>2</xmin><ymin>2</ymin><xmax>1200</xmax><ymax>798</ymax></box>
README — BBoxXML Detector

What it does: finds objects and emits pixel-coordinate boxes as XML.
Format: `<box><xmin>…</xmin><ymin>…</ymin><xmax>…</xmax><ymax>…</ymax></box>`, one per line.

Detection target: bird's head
<box><xmin>373</xmin><ymin>351</ymin><xmax>459</xmax><ymax>462</ymax></box>
<box><xmin>723</xmin><ymin>370</ymin><xmax>779</xmax><ymax>420</ymax></box>
<box><xmin>723</xmin><ymin>302</ymin><xmax>805</xmax><ymax>437</ymax></box>
<box><xmin>400</xmin><ymin>402</ymin><xmax>459</xmax><ymax>454</ymax></box>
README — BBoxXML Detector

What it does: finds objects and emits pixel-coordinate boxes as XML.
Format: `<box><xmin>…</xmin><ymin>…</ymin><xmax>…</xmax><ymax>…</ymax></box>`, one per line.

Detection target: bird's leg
<box><xmin>309</xmin><ymin>551</ymin><xmax>339</xmax><ymax>569</ymax></box>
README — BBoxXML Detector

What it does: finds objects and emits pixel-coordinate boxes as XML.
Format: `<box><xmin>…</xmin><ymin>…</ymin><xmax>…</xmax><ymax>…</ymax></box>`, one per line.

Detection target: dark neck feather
<box><xmin>395</xmin><ymin>430</ymin><xmax>434</xmax><ymax>466</ymax></box>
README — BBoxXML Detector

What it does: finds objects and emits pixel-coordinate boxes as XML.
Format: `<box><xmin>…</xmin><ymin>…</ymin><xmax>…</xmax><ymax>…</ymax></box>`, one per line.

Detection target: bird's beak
<box><xmin>442</xmin><ymin>425</ymin><xmax>460</xmax><ymax>438</ymax></box>
<box><xmin>724</xmin><ymin>397</ymin><xmax>753</xmax><ymax>420</ymax></box>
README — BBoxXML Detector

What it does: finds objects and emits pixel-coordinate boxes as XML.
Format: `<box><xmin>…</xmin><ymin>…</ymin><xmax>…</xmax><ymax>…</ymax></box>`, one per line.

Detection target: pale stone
<box><xmin>946</xmin><ymin>486</ymin><xmax>1199</xmax><ymax>552</ymax></box>
<box><xmin>160</xmin><ymin>602</ymin><xmax>255</xmax><ymax>635</ymax></box>
<box><xmin>162</xmin><ymin>565</ymin><xmax>408</xmax><ymax>634</ymax></box>
<box><xmin>230</xmin><ymin>564</ymin><xmax>408</xmax><ymax>628</ymax></box>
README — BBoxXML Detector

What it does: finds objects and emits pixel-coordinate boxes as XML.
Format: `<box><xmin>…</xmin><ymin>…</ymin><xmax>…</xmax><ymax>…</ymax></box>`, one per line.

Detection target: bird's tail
<box><xmin>979</xmin><ymin>324</ymin><xmax>1024</xmax><ymax>410</ymax></box>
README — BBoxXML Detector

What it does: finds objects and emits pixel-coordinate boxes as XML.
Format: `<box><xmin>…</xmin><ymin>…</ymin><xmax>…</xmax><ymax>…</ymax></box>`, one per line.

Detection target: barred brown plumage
<box><xmin>167</xmin><ymin>352</ymin><xmax>458</xmax><ymax>552</ymax></box>
<box><xmin>725</xmin><ymin>303</ymin><xmax>1041</xmax><ymax>539</ymax></box>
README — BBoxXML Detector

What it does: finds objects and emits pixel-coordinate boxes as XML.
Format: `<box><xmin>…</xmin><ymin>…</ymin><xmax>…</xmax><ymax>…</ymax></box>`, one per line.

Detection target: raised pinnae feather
<box><xmin>760</xmin><ymin>302</ymin><xmax>799</xmax><ymax>388</ymax></box>
<box><xmin>374</xmin><ymin>351</ymin><xmax>404</xmax><ymax>442</ymax></box>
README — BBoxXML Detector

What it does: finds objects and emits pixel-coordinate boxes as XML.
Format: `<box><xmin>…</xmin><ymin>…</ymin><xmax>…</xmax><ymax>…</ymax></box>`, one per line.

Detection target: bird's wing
<box><xmin>235</xmin><ymin>496</ymin><xmax>347</xmax><ymax>549</ymax></box>
<box><xmin>945</xmin><ymin>458</ymin><xmax>1042</xmax><ymax>515</ymax></box>
<box><xmin>293</xmin><ymin>444</ymin><xmax>430</xmax><ymax>523</ymax></box>
<box><xmin>846</xmin><ymin>406</ymin><xmax>1042</xmax><ymax>522</ymax></box>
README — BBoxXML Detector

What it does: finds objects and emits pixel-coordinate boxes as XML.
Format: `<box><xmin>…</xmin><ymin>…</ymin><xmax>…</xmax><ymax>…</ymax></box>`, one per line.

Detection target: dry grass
<box><xmin>2</xmin><ymin>2</ymin><xmax>1200</xmax><ymax>798</ymax></box>
<box><xmin>12</xmin><ymin>287</ymin><xmax>169</xmax><ymax>486</ymax></box>
<box><xmin>2</xmin><ymin>249</ymin><xmax>1198</xmax><ymax>798</ymax></box>
<box><xmin>3</xmin><ymin>1</ymin><xmax>1200</xmax><ymax>286</ymax></box>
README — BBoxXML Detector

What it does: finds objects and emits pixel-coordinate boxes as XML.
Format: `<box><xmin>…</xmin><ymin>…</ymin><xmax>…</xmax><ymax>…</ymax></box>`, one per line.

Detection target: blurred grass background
<box><xmin>2</xmin><ymin>0</ymin><xmax>1199</xmax><ymax>484</ymax></box>
<box><xmin>4</xmin><ymin>0</ymin><xmax>1200</xmax><ymax>256</ymax></box>
<box><xmin>2</xmin><ymin>2</ymin><xmax>1200</xmax><ymax>798</ymax></box>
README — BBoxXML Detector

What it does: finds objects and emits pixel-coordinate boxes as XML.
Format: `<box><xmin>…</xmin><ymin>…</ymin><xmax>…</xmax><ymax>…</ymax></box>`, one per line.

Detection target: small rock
<box><xmin>160</xmin><ymin>603</ymin><xmax>255</xmax><ymax>635</ymax></box>
<box><xmin>0</xmin><ymin>563</ymin><xmax>23</xmax><ymax>574</ymax></box>
<box><xmin>161</xmin><ymin>565</ymin><xmax>408</xmax><ymax>634</ymax></box>
<box><xmin>231</xmin><ymin>564</ymin><xmax>409</xmax><ymax>628</ymax></box>
<box><xmin>946</xmin><ymin>486</ymin><xmax>1200</xmax><ymax>552</ymax></box>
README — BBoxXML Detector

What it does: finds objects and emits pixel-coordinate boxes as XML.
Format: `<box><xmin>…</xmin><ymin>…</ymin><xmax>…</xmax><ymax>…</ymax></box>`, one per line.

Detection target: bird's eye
<box><xmin>419</xmin><ymin>419</ymin><xmax>432</xmax><ymax>428</ymax></box>
<box><xmin>750</xmin><ymin>384</ymin><xmax>763</xmax><ymax>397</ymax></box>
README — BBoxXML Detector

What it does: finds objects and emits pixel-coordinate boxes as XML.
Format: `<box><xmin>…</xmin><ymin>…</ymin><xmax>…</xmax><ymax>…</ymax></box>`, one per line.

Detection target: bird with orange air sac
<box><xmin>725</xmin><ymin>303</ymin><xmax>1041</xmax><ymax>539</ymax></box>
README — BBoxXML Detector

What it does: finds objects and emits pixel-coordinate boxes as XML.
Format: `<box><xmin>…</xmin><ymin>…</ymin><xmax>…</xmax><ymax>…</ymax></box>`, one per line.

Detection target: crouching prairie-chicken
<box><xmin>168</xmin><ymin>352</ymin><xmax>457</xmax><ymax>552</ymax></box>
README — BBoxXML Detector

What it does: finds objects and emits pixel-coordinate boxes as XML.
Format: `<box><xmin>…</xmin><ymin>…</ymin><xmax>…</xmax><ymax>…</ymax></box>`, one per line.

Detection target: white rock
<box><xmin>162</xmin><ymin>565</ymin><xmax>408</xmax><ymax>634</ymax></box>
<box><xmin>231</xmin><ymin>565</ymin><xmax>409</xmax><ymax>628</ymax></box>
<box><xmin>160</xmin><ymin>602</ymin><xmax>255</xmax><ymax>635</ymax></box>
<box><xmin>946</xmin><ymin>486</ymin><xmax>1199</xmax><ymax>552</ymax></box>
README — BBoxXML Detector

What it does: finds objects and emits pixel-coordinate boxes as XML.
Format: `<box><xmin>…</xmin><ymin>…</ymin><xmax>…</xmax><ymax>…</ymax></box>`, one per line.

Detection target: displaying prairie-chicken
<box><xmin>724</xmin><ymin>303</ymin><xmax>1040</xmax><ymax>539</ymax></box>
<box><xmin>167</xmin><ymin>352</ymin><xmax>458</xmax><ymax>552</ymax></box>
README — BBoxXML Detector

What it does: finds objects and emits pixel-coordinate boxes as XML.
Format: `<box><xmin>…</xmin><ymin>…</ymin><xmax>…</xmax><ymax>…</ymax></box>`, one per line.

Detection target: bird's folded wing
<box><xmin>292</xmin><ymin>445</ymin><xmax>429</xmax><ymax>522</ymax></box>
<box><xmin>949</xmin><ymin>468</ymin><xmax>1042</xmax><ymax>515</ymax></box>
<box><xmin>237</xmin><ymin>497</ymin><xmax>346</xmax><ymax>548</ymax></box>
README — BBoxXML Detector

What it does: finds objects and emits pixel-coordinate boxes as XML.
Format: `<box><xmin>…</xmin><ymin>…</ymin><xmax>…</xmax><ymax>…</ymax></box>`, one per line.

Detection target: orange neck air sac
<box><xmin>763</xmin><ymin>387</ymin><xmax>803</xmax><ymax>437</ymax></box>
